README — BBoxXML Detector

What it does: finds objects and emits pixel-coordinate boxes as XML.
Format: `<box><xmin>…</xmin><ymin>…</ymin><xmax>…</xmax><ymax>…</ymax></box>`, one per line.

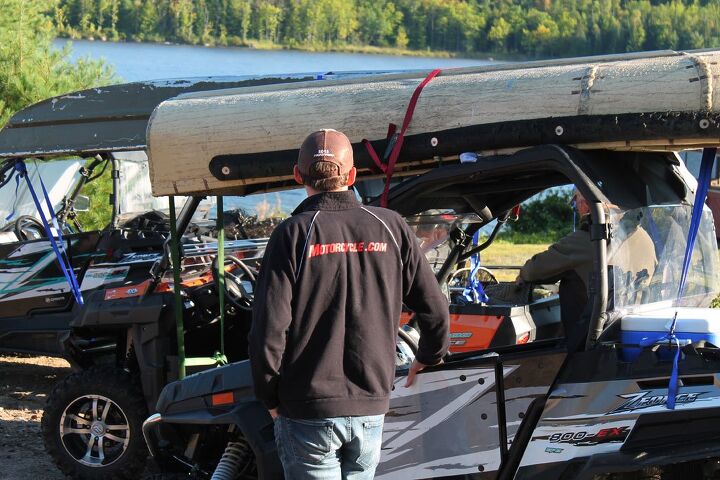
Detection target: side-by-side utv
<box><xmin>0</xmin><ymin>72</ymin><xmax>546</xmax><ymax>480</ymax></box>
<box><xmin>139</xmin><ymin>49</ymin><xmax>720</xmax><ymax>480</ymax></box>
<box><xmin>143</xmin><ymin>145</ymin><xmax>720</xmax><ymax>480</ymax></box>
<box><xmin>0</xmin><ymin>75</ymin><xmax>322</xmax><ymax>479</ymax></box>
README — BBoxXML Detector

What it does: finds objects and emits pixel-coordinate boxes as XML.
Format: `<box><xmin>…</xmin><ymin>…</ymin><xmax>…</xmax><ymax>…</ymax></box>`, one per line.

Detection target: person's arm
<box><xmin>249</xmin><ymin>224</ymin><xmax>295</xmax><ymax>411</ymax></box>
<box><xmin>519</xmin><ymin>231</ymin><xmax>590</xmax><ymax>284</ymax></box>
<box><xmin>400</xmin><ymin>222</ymin><xmax>449</xmax><ymax>385</ymax></box>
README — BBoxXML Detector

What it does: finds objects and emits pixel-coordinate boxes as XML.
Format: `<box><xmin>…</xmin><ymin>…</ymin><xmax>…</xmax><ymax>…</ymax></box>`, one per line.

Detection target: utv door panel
<box><xmin>0</xmin><ymin>232</ymin><xmax>101</xmax><ymax>313</ymax></box>
<box><xmin>0</xmin><ymin>231</ymin><xmax>102</xmax><ymax>354</ymax></box>
<box><xmin>377</xmin><ymin>349</ymin><xmax>565</xmax><ymax>479</ymax></box>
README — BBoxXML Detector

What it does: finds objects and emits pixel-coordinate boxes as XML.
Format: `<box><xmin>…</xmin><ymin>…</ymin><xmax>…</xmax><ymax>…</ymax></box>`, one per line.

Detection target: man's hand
<box><xmin>269</xmin><ymin>408</ymin><xmax>278</xmax><ymax>419</ymax></box>
<box><xmin>405</xmin><ymin>359</ymin><xmax>426</xmax><ymax>387</ymax></box>
<box><xmin>405</xmin><ymin>358</ymin><xmax>444</xmax><ymax>387</ymax></box>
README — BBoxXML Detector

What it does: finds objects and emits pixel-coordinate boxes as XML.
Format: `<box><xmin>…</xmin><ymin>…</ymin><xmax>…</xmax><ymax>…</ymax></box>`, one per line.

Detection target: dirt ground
<box><xmin>0</xmin><ymin>354</ymin><xmax>69</xmax><ymax>480</ymax></box>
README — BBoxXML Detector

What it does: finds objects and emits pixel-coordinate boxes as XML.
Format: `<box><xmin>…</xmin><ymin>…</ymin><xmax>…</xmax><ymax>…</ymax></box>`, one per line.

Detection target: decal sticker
<box><xmin>520</xmin><ymin>420</ymin><xmax>636</xmax><ymax>467</ymax></box>
<box><xmin>608</xmin><ymin>391</ymin><xmax>704</xmax><ymax>414</ymax></box>
<box><xmin>450</xmin><ymin>332</ymin><xmax>472</xmax><ymax>339</ymax></box>
<box><xmin>96</xmin><ymin>252</ymin><xmax>162</xmax><ymax>265</ymax></box>
<box><xmin>81</xmin><ymin>266</ymin><xmax>130</xmax><ymax>291</ymax></box>
<box><xmin>104</xmin><ymin>280</ymin><xmax>152</xmax><ymax>300</ymax></box>
<box><xmin>44</xmin><ymin>296</ymin><xmax>66</xmax><ymax>303</ymax></box>
<box><xmin>544</xmin><ymin>381</ymin><xmax>720</xmax><ymax>422</ymax></box>
<box><xmin>547</xmin><ymin>426</ymin><xmax>630</xmax><ymax>446</ymax></box>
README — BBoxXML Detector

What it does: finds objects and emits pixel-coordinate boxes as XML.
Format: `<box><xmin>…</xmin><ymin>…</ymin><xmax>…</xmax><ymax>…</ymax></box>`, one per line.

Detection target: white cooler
<box><xmin>621</xmin><ymin>307</ymin><xmax>720</xmax><ymax>360</ymax></box>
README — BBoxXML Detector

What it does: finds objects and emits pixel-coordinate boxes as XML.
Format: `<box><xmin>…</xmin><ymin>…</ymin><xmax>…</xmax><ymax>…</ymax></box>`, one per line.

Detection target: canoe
<box><xmin>147</xmin><ymin>49</ymin><xmax>720</xmax><ymax>197</ymax></box>
<box><xmin>0</xmin><ymin>76</ymin><xmax>327</xmax><ymax>159</ymax></box>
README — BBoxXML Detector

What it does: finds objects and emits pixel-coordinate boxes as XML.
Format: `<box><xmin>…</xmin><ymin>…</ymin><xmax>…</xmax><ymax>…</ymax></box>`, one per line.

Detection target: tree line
<box><xmin>54</xmin><ymin>0</ymin><xmax>720</xmax><ymax>57</ymax></box>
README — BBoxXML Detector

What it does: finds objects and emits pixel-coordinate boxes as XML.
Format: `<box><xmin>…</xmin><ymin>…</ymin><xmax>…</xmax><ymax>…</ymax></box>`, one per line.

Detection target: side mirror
<box><xmin>74</xmin><ymin>195</ymin><xmax>90</xmax><ymax>212</ymax></box>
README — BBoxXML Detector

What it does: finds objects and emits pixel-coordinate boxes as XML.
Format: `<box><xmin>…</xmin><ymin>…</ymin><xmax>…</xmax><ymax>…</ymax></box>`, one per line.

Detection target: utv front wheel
<box><xmin>42</xmin><ymin>366</ymin><xmax>149</xmax><ymax>480</ymax></box>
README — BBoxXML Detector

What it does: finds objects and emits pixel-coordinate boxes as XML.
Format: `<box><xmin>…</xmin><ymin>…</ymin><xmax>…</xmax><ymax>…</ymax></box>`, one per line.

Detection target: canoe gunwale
<box><xmin>202</xmin><ymin>110</ymin><xmax>720</xmax><ymax>196</ymax></box>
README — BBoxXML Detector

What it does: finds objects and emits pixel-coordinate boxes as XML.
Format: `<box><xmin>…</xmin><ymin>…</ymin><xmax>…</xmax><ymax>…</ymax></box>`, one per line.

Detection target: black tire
<box><xmin>41</xmin><ymin>366</ymin><xmax>149</xmax><ymax>480</ymax></box>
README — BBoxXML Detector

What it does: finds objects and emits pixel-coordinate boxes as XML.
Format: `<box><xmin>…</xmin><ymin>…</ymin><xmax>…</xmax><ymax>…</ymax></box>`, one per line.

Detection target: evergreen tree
<box><xmin>47</xmin><ymin>0</ymin><xmax>720</xmax><ymax>59</ymax></box>
<box><xmin>0</xmin><ymin>0</ymin><xmax>115</xmax><ymax>127</ymax></box>
<box><xmin>138</xmin><ymin>0</ymin><xmax>159</xmax><ymax>41</ymax></box>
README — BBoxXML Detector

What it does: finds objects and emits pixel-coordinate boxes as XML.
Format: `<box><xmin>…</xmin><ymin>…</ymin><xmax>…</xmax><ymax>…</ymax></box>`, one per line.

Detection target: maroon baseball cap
<box><xmin>297</xmin><ymin>129</ymin><xmax>353</xmax><ymax>177</ymax></box>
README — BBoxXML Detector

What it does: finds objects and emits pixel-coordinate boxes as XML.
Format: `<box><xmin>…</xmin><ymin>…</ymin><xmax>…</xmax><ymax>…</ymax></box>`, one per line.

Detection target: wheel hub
<box><xmin>59</xmin><ymin>394</ymin><xmax>130</xmax><ymax>467</ymax></box>
<box><xmin>90</xmin><ymin>421</ymin><xmax>106</xmax><ymax>437</ymax></box>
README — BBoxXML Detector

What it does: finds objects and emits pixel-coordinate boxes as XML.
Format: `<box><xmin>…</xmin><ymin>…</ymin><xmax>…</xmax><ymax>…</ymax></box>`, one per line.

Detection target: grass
<box><xmin>472</xmin><ymin>241</ymin><xmax>549</xmax><ymax>282</ymax></box>
<box><xmin>480</xmin><ymin>241</ymin><xmax>720</xmax><ymax>307</ymax></box>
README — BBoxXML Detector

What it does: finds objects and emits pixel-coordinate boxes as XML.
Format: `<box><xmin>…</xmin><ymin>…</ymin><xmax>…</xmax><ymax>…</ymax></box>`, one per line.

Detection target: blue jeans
<box><xmin>274</xmin><ymin>414</ymin><xmax>385</xmax><ymax>480</ymax></box>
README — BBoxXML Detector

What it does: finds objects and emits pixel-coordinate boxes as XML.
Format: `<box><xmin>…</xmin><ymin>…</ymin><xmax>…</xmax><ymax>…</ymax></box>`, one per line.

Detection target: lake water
<box><xmin>56</xmin><ymin>39</ymin><xmax>489</xmax><ymax>83</ymax></box>
<box><xmin>55</xmin><ymin>39</ymin><xmax>491</xmax><ymax>214</ymax></box>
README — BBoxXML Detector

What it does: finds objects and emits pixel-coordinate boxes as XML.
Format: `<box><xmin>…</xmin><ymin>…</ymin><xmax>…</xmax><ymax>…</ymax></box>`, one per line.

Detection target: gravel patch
<box><xmin>0</xmin><ymin>354</ymin><xmax>70</xmax><ymax>480</ymax></box>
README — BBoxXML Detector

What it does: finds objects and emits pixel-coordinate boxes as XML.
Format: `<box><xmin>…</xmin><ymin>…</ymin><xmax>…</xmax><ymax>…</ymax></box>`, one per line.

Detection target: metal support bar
<box><xmin>459</xmin><ymin>211</ymin><xmax>511</xmax><ymax>262</ymax></box>
<box><xmin>493</xmin><ymin>355</ymin><xmax>509</xmax><ymax>463</ymax></box>
<box><xmin>169</xmin><ymin>196</ymin><xmax>186</xmax><ymax>379</ymax></box>
<box><xmin>217</xmin><ymin>196</ymin><xmax>225</xmax><ymax>357</ymax></box>
<box><xmin>586</xmin><ymin>203</ymin><xmax>609</xmax><ymax>349</ymax></box>
<box><xmin>110</xmin><ymin>157</ymin><xmax>120</xmax><ymax>228</ymax></box>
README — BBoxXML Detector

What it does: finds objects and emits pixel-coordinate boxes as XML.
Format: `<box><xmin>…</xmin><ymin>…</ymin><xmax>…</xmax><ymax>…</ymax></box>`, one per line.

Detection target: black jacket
<box><xmin>249</xmin><ymin>190</ymin><xmax>449</xmax><ymax>419</ymax></box>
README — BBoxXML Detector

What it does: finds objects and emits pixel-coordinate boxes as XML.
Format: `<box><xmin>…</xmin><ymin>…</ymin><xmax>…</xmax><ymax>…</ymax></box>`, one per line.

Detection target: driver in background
<box><xmin>413</xmin><ymin>215</ymin><xmax>451</xmax><ymax>273</ymax></box>
<box><xmin>516</xmin><ymin>188</ymin><xmax>656</xmax><ymax>351</ymax></box>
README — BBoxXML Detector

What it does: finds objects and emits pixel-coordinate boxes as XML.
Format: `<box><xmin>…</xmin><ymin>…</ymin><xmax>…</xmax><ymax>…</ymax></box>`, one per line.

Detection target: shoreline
<box><xmin>55</xmin><ymin>34</ymin><xmax>523</xmax><ymax>62</ymax></box>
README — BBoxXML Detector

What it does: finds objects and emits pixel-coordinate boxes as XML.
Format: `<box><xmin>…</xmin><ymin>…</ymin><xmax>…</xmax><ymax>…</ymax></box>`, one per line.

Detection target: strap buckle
<box><xmin>590</xmin><ymin>223</ymin><xmax>610</xmax><ymax>241</ymax></box>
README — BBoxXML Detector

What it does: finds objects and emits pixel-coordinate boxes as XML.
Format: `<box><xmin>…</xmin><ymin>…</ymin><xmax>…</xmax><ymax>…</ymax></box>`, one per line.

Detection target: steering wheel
<box><xmin>212</xmin><ymin>255</ymin><xmax>257</xmax><ymax>311</ymax></box>
<box><xmin>397</xmin><ymin>326</ymin><xmax>419</xmax><ymax>354</ymax></box>
<box><xmin>448</xmin><ymin>266</ymin><xmax>499</xmax><ymax>288</ymax></box>
<box><xmin>13</xmin><ymin>215</ymin><xmax>46</xmax><ymax>241</ymax></box>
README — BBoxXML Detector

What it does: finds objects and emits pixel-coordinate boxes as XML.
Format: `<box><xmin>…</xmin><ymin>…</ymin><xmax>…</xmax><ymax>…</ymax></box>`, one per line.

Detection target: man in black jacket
<box><xmin>249</xmin><ymin>129</ymin><xmax>449</xmax><ymax>479</ymax></box>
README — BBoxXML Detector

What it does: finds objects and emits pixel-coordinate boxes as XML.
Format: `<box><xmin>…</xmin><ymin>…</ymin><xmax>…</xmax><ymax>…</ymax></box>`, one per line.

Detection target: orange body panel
<box><xmin>104</xmin><ymin>279</ymin><xmax>152</xmax><ymax>300</ymax></box>
<box><xmin>400</xmin><ymin>311</ymin><xmax>506</xmax><ymax>353</ymax></box>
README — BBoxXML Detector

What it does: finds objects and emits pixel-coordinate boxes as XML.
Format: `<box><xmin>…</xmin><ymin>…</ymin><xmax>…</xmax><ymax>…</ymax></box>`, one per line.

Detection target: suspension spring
<box><xmin>210</xmin><ymin>438</ymin><xmax>253</xmax><ymax>480</ymax></box>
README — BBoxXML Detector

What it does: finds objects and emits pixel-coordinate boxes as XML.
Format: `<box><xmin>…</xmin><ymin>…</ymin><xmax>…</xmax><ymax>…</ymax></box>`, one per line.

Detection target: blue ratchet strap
<box><xmin>572</xmin><ymin>199</ymin><xmax>577</xmax><ymax>232</ymax></box>
<box><xmin>640</xmin><ymin>147</ymin><xmax>716</xmax><ymax>409</ymax></box>
<box><xmin>9</xmin><ymin>161</ymin><xmax>84</xmax><ymax>305</ymax></box>
<box><xmin>638</xmin><ymin>316</ymin><xmax>681</xmax><ymax>409</ymax></box>
<box><xmin>463</xmin><ymin>230</ymin><xmax>489</xmax><ymax>304</ymax></box>
<box><xmin>5</xmin><ymin>168</ymin><xmax>21</xmax><ymax>222</ymax></box>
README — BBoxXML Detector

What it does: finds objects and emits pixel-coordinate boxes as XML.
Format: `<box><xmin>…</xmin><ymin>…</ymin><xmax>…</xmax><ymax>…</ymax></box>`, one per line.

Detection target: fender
<box><xmin>152</xmin><ymin>399</ymin><xmax>281</xmax><ymax>479</ymax></box>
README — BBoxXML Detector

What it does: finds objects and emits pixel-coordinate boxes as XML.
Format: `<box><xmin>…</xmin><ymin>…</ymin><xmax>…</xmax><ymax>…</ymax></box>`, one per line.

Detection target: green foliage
<box><xmin>0</xmin><ymin>0</ymin><xmax>116</xmax><ymax>228</ymax></box>
<box><xmin>0</xmin><ymin>0</ymin><xmax>116</xmax><ymax>127</ymax></box>
<box><xmin>712</xmin><ymin>294</ymin><xmax>720</xmax><ymax>308</ymax></box>
<box><xmin>500</xmin><ymin>190</ymin><xmax>574</xmax><ymax>244</ymax></box>
<box><xmin>76</xmin><ymin>159</ymin><xmax>113</xmax><ymax>231</ymax></box>
<box><xmin>52</xmin><ymin>0</ymin><xmax>720</xmax><ymax>57</ymax></box>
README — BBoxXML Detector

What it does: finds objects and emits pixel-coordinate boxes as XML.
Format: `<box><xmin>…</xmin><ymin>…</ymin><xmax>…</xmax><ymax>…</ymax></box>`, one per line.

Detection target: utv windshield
<box><xmin>405</xmin><ymin>210</ymin><xmax>483</xmax><ymax>273</ymax></box>
<box><xmin>609</xmin><ymin>204</ymin><xmax>719</xmax><ymax>310</ymax></box>
<box><xmin>0</xmin><ymin>159</ymin><xmax>83</xmax><ymax>229</ymax></box>
<box><xmin>116</xmin><ymin>151</ymin><xmax>305</xmax><ymax>223</ymax></box>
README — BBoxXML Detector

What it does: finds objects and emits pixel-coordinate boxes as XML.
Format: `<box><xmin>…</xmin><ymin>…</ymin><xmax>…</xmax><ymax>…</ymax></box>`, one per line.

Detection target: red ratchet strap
<box><xmin>363</xmin><ymin>68</ymin><xmax>441</xmax><ymax>207</ymax></box>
